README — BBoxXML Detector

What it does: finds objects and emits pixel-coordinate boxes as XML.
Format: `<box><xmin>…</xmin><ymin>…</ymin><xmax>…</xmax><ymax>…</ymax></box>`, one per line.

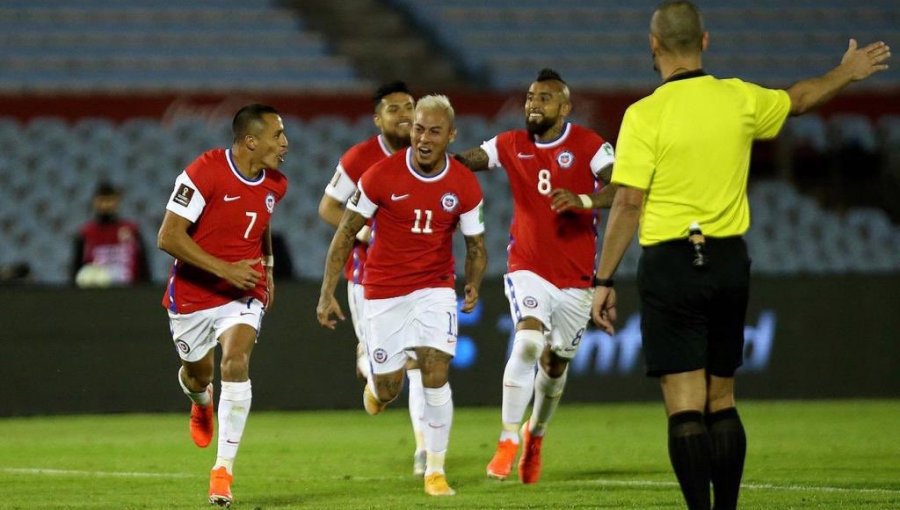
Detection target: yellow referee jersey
<box><xmin>612</xmin><ymin>71</ymin><xmax>791</xmax><ymax>245</ymax></box>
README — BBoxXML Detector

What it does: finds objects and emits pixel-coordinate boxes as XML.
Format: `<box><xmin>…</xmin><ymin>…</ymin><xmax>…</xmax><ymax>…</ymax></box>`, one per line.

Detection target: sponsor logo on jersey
<box><xmin>523</xmin><ymin>296</ymin><xmax>538</xmax><ymax>308</ymax></box>
<box><xmin>224</xmin><ymin>195</ymin><xmax>241</xmax><ymax>202</ymax></box>
<box><xmin>391</xmin><ymin>193</ymin><xmax>410</xmax><ymax>201</ymax></box>
<box><xmin>556</xmin><ymin>150</ymin><xmax>574</xmax><ymax>169</ymax></box>
<box><xmin>372</xmin><ymin>348</ymin><xmax>388</xmax><ymax>363</ymax></box>
<box><xmin>173</xmin><ymin>184</ymin><xmax>194</xmax><ymax>207</ymax></box>
<box><xmin>517</xmin><ymin>152</ymin><xmax>535</xmax><ymax>159</ymax></box>
<box><xmin>265</xmin><ymin>193</ymin><xmax>276</xmax><ymax>213</ymax></box>
<box><xmin>440</xmin><ymin>192</ymin><xmax>459</xmax><ymax>212</ymax></box>
<box><xmin>176</xmin><ymin>340</ymin><xmax>191</xmax><ymax>354</ymax></box>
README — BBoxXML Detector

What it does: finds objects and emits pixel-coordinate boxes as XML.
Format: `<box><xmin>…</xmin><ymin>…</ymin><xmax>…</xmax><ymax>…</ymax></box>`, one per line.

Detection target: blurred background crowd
<box><xmin>0</xmin><ymin>0</ymin><xmax>897</xmax><ymax>286</ymax></box>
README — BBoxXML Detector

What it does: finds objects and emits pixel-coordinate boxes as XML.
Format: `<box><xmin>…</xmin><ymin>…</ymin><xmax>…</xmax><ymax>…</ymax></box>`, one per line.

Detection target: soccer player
<box><xmin>590</xmin><ymin>2</ymin><xmax>890</xmax><ymax>509</ymax></box>
<box><xmin>455</xmin><ymin>69</ymin><xmax>616</xmax><ymax>484</ymax></box>
<box><xmin>317</xmin><ymin>81</ymin><xmax>430</xmax><ymax>476</ymax></box>
<box><xmin>157</xmin><ymin>104</ymin><xmax>289</xmax><ymax>507</ymax></box>
<box><xmin>317</xmin><ymin>95</ymin><xmax>486</xmax><ymax>497</ymax></box>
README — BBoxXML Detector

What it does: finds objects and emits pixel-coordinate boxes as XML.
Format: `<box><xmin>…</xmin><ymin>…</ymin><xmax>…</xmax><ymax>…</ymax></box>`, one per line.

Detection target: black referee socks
<box><xmin>668</xmin><ymin>410</ymin><xmax>712</xmax><ymax>510</ymax></box>
<box><xmin>706</xmin><ymin>407</ymin><xmax>746</xmax><ymax>510</ymax></box>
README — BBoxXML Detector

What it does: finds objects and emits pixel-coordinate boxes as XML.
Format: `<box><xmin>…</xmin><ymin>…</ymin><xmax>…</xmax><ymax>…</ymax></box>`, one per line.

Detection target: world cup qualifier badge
<box><xmin>556</xmin><ymin>150</ymin><xmax>575</xmax><ymax>169</ymax></box>
<box><xmin>265</xmin><ymin>192</ymin><xmax>276</xmax><ymax>213</ymax></box>
<box><xmin>440</xmin><ymin>192</ymin><xmax>459</xmax><ymax>212</ymax></box>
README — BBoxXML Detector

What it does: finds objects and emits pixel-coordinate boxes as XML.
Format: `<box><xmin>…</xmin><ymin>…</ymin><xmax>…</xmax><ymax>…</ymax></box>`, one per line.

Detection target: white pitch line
<box><xmin>559</xmin><ymin>478</ymin><xmax>900</xmax><ymax>495</ymax></box>
<box><xmin>0</xmin><ymin>467</ymin><xmax>192</xmax><ymax>478</ymax></box>
<box><xmin>4</xmin><ymin>468</ymin><xmax>899</xmax><ymax>496</ymax></box>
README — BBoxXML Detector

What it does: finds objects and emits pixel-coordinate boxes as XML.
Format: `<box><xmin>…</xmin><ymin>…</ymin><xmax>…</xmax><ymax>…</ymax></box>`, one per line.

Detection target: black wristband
<box><xmin>593</xmin><ymin>276</ymin><xmax>614</xmax><ymax>288</ymax></box>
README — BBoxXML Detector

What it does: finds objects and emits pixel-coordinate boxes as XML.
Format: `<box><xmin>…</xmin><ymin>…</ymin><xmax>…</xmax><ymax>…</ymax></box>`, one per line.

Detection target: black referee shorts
<box><xmin>636</xmin><ymin>236</ymin><xmax>750</xmax><ymax>378</ymax></box>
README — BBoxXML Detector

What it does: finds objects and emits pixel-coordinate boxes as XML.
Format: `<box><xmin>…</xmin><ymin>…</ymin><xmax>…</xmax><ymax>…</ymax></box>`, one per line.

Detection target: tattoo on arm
<box><xmin>455</xmin><ymin>148</ymin><xmax>490</xmax><ymax>172</ymax></box>
<box><xmin>322</xmin><ymin>211</ymin><xmax>366</xmax><ymax>294</ymax></box>
<box><xmin>464</xmin><ymin>234</ymin><xmax>487</xmax><ymax>288</ymax></box>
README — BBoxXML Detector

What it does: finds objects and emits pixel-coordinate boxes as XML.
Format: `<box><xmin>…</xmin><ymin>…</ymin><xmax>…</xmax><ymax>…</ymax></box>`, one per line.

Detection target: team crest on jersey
<box><xmin>440</xmin><ymin>192</ymin><xmax>459</xmax><ymax>212</ymax></box>
<box><xmin>523</xmin><ymin>296</ymin><xmax>539</xmax><ymax>308</ymax></box>
<box><xmin>556</xmin><ymin>150</ymin><xmax>575</xmax><ymax>169</ymax></box>
<box><xmin>265</xmin><ymin>193</ymin><xmax>276</xmax><ymax>213</ymax></box>
<box><xmin>372</xmin><ymin>348</ymin><xmax>388</xmax><ymax>364</ymax></box>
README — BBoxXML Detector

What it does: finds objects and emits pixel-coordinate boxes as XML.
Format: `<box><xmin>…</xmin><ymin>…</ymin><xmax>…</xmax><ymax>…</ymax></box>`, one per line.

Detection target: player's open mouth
<box><xmin>528</xmin><ymin>112</ymin><xmax>543</xmax><ymax>120</ymax></box>
<box><xmin>418</xmin><ymin>147</ymin><xmax>432</xmax><ymax>157</ymax></box>
<box><xmin>277</xmin><ymin>153</ymin><xmax>286</xmax><ymax>163</ymax></box>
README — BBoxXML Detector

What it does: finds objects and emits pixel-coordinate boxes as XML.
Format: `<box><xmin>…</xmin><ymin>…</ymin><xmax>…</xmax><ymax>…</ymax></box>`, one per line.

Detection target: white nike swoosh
<box><xmin>391</xmin><ymin>193</ymin><xmax>410</xmax><ymax>201</ymax></box>
<box><xmin>517</xmin><ymin>153</ymin><xmax>535</xmax><ymax>159</ymax></box>
<box><xmin>224</xmin><ymin>195</ymin><xmax>241</xmax><ymax>202</ymax></box>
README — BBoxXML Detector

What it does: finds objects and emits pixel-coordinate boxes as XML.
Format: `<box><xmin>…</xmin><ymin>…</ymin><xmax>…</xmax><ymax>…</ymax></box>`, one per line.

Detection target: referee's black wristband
<box><xmin>593</xmin><ymin>276</ymin><xmax>614</xmax><ymax>288</ymax></box>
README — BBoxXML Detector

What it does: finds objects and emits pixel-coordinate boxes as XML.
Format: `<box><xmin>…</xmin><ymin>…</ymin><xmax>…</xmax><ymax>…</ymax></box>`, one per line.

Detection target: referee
<box><xmin>590</xmin><ymin>2</ymin><xmax>890</xmax><ymax>510</ymax></box>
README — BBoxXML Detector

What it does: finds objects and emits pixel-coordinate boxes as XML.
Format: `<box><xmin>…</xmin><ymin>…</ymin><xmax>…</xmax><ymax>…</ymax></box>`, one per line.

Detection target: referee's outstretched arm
<box><xmin>787</xmin><ymin>39</ymin><xmax>890</xmax><ymax>115</ymax></box>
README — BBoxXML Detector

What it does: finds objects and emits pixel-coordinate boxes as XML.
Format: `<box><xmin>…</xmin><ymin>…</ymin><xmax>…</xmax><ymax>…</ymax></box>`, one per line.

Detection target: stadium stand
<box><xmin>0</xmin><ymin>115</ymin><xmax>898</xmax><ymax>285</ymax></box>
<box><xmin>0</xmin><ymin>0</ymin><xmax>368</xmax><ymax>93</ymax></box>
<box><xmin>387</xmin><ymin>0</ymin><xmax>900</xmax><ymax>91</ymax></box>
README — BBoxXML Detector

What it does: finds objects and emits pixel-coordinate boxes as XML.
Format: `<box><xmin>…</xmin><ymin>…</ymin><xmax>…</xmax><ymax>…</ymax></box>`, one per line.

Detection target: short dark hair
<box><xmin>232</xmin><ymin>104</ymin><xmax>279</xmax><ymax>142</ymax></box>
<box><xmin>373</xmin><ymin>80</ymin><xmax>412</xmax><ymax>111</ymax></box>
<box><xmin>536</xmin><ymin>68</ymin><xmax>566</xmax><ymax>85</ymax></box>
<box><xmin>652</xmin><ymin>0</ymin><xmax>704</xmax><ymax>55</ymax></box>
<box><xmin>94</xmin><ymin>181</ymin><xmax>119</xmax><ymax>197</ymax></box>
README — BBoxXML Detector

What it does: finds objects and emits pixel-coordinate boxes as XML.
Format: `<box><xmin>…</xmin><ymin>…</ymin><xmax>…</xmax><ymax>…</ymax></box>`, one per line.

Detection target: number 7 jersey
<box><xmin>162</xmin><ymin>148</ymin><xmax>288</xmax><ymax>314</ymax></box>
<box><xmin>481</xmin><ymin>122</ymin><xmax>614</xmax><ymax>289</ymax></box>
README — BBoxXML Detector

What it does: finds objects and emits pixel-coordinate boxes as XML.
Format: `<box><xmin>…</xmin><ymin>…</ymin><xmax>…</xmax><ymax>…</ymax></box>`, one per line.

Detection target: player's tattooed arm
<box><xmin>317</xmin><ymin>209</ymin><xmax>366</xmax><ymax>329</ymax></box>
<box><xmin>454</xmin><ymin>147</ymin><xmax>490</xmax><ymax>172</ymax></box>
<box><xmin>462</xmin><ymin>233</ymin><xmax>487</xmax><ymax>312</ymax></box>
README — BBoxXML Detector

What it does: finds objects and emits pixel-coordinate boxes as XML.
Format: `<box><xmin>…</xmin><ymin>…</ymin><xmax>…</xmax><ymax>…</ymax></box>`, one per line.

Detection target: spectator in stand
<box><xmin>71</xmin><ymin>181</ymin><xmax>150</xmax><ymax>287</ymax></box>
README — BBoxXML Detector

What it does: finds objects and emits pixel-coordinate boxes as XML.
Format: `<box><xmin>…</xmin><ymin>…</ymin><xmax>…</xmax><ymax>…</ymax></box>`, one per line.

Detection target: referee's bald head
<box><xmin>651</xmin><ymin>1</ymin><xmax>705</xmax><ymax>56</ymax></box>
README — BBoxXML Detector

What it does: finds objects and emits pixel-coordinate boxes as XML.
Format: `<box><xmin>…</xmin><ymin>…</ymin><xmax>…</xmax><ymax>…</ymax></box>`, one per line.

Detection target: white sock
<box><xmin>356</xmin><ymin>342</ymin><xmax>370</xmax><ymax>379</ymax></box>
<box><xmin>529</xmin><ymin>366</ymin><xmax>567</xmax><ymax>437</ymax></box>
<box><xmin>423</xmin><ymin>383</ymin><xmax>453</xmax><ymax>475</ymax></box>
<box><xmin>216</xmin><ymin>379</ymin><xmax>252</xmax><ymax>471</ymax></box>
<box><xmin>178</xmin><ymin>367</ymin><xmax>211</xmax><ymax>406</ymax></box>
<box><xmin>407</xmin><ymin>369</ymin><xmax>426</xmax><ymax>453</ymax></box>
<box><xmin>500</xmin><ymin>329</ymin><xmax>544</xmax><ymax>442</ymax></box>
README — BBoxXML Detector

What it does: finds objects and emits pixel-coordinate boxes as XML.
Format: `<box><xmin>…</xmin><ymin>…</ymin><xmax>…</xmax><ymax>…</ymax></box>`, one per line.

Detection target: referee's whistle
<box><xmin>688</xmin><ymin>221</ymin><xmax>708</xmax><ymax>268</ymax></box>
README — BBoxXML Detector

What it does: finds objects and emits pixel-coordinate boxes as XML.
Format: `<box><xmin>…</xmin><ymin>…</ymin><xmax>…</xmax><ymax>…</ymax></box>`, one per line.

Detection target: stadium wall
<box><xmin>2</xmin><ymin>91</ymin><xmax>898</xmax><ymax>140</ymax></box>
<box><xmin>2</xmin><ymin>276</ymin><xmax>898</xmax><ymax>417</ymax></box>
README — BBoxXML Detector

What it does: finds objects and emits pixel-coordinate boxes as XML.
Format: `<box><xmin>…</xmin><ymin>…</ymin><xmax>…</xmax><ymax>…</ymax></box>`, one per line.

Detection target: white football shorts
<box><xmin>504</xmin><ymin>270</ymin><xmax>592</xmax><ymax>359</ymax></box>
<box><xmin>363</xmin><ymin>287</ymin><xmax>457</xmax><ymax>374</ymax></box>
<box><xmin>347</xmin><ymin>281</ymin><xmax>366</xmax><ymax>343</ymax></box>
<box><xmin>168</xmin><ymin>296</ymin><xmax>265</xmax><ymax>362</ymax></box>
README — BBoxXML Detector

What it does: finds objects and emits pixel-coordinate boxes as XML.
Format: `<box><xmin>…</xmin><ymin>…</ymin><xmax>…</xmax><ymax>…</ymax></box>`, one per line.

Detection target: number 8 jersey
<box><xmin>349</xmin><ymin>148</ymin><xmax>484</xmax><ymax>300</ymax></box>
<box><xmin>480</xmin><ymin>122</ymin><xmax>614</xmax><ymax>289</ymax></box>
<box><xmin>162</xmin><ymin>148</ymin><xmax>288</xmax><ymax>314</ymax></box>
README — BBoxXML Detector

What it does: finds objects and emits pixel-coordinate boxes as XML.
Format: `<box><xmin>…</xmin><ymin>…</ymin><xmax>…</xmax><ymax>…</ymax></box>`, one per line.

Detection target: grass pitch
<box><xmin>1</xmin><ymin>400</ymin><xmax>898</xmax><ymax>509</ymax></box>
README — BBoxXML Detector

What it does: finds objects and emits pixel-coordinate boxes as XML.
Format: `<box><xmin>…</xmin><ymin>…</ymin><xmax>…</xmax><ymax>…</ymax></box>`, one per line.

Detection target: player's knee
<box><xmin>512</xmin><ymin>329</ymin><xmax>545</xmax><ymax>361</ymax></box>
<box><xmin>373</xmin><ymin>372</ymin><xmax>404</xmax><ymax>403</ymax></box>
<box><xmin>540</xmin><ymin>350</ymin><xmax>568</xmax><ymax>378</ymax></box>
<box><xmin>219</xmin><ymin>353</ymin><xmax>250</xmax><ymax>381</ymax></box>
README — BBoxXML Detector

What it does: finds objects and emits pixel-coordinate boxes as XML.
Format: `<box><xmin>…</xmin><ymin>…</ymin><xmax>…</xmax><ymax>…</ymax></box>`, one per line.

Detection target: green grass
<box><xmin>1</xmin><ymin>401</ymin><xmax>898</xmax><ymax>509</ymax></box>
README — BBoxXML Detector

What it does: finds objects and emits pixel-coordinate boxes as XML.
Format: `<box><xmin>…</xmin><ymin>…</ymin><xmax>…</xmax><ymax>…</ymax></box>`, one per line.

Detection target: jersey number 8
<box><xmin>537</xmin><ymin>169</ymin><xmax>552</xmax><ymax>195</ymax></box>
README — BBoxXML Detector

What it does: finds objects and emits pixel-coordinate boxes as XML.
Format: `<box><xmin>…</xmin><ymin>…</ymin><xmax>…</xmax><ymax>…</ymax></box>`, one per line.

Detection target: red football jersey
<box><xmin>324</xmin><ymin>134</ymin><xmax>393</xmax><ymax>283</ymax></box>
<box><xmin>482</xmin><ymin>122</ymin><xmax>615</xmax><ymax>288</ymax></box>
<box><xmin>162</xmin><ymin>148</ymin><xmax>288</xmax><ymax>314</ymax></box>
<box><xmin>349</xmin><ymin>149</ymin><xmax>484</xmax><ymax>300</ymax></box>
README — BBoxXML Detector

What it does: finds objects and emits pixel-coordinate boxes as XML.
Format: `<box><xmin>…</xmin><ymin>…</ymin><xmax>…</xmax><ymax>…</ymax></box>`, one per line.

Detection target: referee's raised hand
<box><xmin>841</xmin><ymin>39</ymin><xmax>891</xmax><ymax>81</ymax></box>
